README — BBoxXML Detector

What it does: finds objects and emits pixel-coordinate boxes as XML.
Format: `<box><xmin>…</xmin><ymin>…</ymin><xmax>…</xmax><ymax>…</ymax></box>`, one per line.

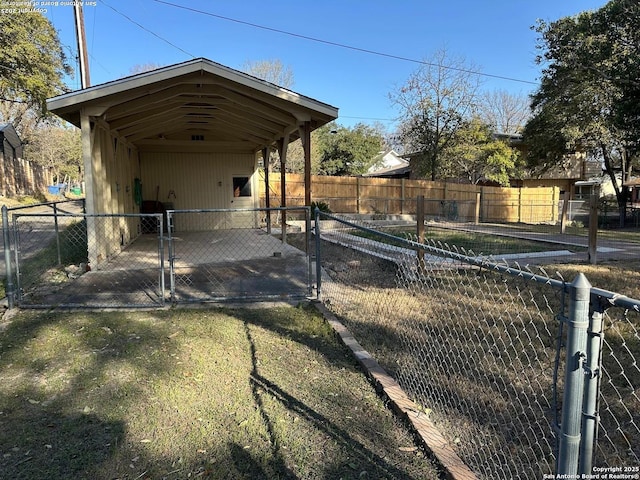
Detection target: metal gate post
<box><xmin>314</xmin><ymin>208</ymin><xmax>322</xmax><ymax>301</ymax></box>
<box><xmin>2</xmin><ymin>206</ymin><xmax>15</xmax><ymax>309</ymax></box>
<box><xmin>167</xmin><ymin>211</ymin><xmax>176</xmax><ymax>303</ymax></box>
<box><xmin>557</xmin><ymin>273</ymin><xmax>592</xmax><ymax>476</ymax></box>
<box><xmin>157</xmin><ymin>215</ymin><xmax>165</xmax><ymax>306</ymax></box>
<box><xmin>579</xmin><ymin>298</ymin><xmax>604</xmax><ymax>475</ymax></box>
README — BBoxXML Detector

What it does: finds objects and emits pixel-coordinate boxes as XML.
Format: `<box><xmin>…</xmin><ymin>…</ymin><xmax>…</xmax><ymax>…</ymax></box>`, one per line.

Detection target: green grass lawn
<box><xmin>352</xmin><ymin>226</ymin><xmax>585</xmax><ymax>256</ymax></box>
<box><xmin>492</xmin><ymin>222</ymin><xmax>640</xmax><ymax>244</ymax></box>
<box><xmin>0</xmin><ymin>304</ymin><xmax>439</xmax><ymax>480</ymax></box>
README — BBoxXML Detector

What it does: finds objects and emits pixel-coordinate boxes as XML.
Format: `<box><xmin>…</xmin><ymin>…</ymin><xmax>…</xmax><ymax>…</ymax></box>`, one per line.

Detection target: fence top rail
<box><xmin>13</xmin><ymin>212</ymin><xmax>163</xmax><ymax>219</ymax></box>
<box><xmin>3</xmin><ymin>199</ymin><xmax>83</xmax><ymax>213</ymax></box>
<box><xmin>317</xmin><ymin>210</ymin><xmax>567</xmax><ymax>291</ymax></box>
<box><xmin>591</xmin><ymin>287</ymin><xmax>640</xmax><ymax>312</ymax></box>
<box><xmin>167</xmin><ymin>206</ymin><xmax>310</xmax><ymax>214</ymax></box>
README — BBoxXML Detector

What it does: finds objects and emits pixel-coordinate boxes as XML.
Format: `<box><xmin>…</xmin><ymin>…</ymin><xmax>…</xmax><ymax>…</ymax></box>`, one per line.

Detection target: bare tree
<box><xmin>0</xmin><ymin>101</ymin><xmax>44</xmax><ymax>139</ymax></box>
<box><xmin>25</xmin><ymin>122</ymin><xmax>82</xmax><ymax>184</ymax></box>
<box><xmin>390</xmin><ymin>48</ymin><xmax>483</xmax><ymax>180</ymax></box>
<box><xmin>241</xmin><ymin>59</ymin><xmax>294</xmax><ymax>89</ymax></box>
<box><xmin>476</xmin><ymin>89</ymin><xmax>531</xmax><ymax>135</ymax></box>
<box><xmin>128</xmin><ymin>63</ymin><xmax>165</xmax><ymax>75</ymax></box>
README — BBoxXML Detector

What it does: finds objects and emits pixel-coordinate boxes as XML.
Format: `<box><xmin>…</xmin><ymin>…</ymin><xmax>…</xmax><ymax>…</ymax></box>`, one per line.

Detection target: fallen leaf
<box><xmin>140</xmin><ymin>439</ymin><xmax>152</xmax><ymax>443</ymax></box>
<box><xmin>399</xmin><ymin>446</ymin><xmax>418</xmax><ymax>452</ymax></box>
<box><xmin>27</xmin><ymin>399</ymin><xmax>40</xmax><ymax>405</ymax></box>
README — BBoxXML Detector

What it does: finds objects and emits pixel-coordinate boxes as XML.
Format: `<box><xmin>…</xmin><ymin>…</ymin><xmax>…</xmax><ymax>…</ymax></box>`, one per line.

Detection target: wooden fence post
<box><xmin>475</xmin><ymin>192</ymin><xmax>481</xmax><ymax>225</ymax></box>
<box><xmin>518</xmin><ymin>188</ymin><xmax>523</xmax><ymax>223</ymax></box>
<box><xmin>417</xmin><ymin>195</ymin><xmax>425</xmax><ymax>270</ymax></box>
<box><xmin>560</xmin><ymin>191</ymin><xmax>570</xmax><ymax>234</ymax></box>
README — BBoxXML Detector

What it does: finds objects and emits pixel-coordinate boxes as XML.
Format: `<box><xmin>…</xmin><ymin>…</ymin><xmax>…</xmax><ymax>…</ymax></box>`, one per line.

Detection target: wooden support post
<box><xmin>278</xmin><ymin>134</ymin><xmax>289</xmax><ymax>244</ymax></box>
<box><xmin>356</xmin><ymin>177</ymin><xmax>361</xmax><ymax>214</ymax></box>
<box><xmin>401</xmin><ymin>179</ymin><xmax>405</xmax><ymax>214</ymax></box>
<box><xmin>262</xmin><ymin>147</ymin><xmax>271</xmax><ymax>234</ymax></box>
<box><xmin>81</xmin><ymin>110</ymin><xmax>98</xmax><ymax>268</ymax></box>
<box><xmin>475</xmin><ymin>192</ymin><xmax>481</xmax><ymax>225</ymax></box>
<box><xmin>300</xmin><ymin>122</ymin><xmax>312</xmax><ymax>207</ymax></box>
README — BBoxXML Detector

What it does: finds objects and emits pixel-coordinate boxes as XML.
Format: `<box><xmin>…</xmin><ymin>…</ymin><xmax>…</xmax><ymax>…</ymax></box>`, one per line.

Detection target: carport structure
<box><xmin>46</xmin><ymin>58</ymin><xmax>339</xmax><ymax>268</ymax></box>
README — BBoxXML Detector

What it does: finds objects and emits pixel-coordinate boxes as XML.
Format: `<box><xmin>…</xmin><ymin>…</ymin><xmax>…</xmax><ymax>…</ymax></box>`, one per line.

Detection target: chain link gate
<box><xmin>165</xmin><ymin>207</ymin><xmax>313</xmax><ymax>303</ymax></box>
<box><xmin>8</xmin><ymin>211</ymin><xmax>166</xmax><ymax>308</ymax></box>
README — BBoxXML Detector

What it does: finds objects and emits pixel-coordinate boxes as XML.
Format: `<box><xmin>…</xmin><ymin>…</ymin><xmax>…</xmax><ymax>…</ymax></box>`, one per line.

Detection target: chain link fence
<box><xmin>2</xmin><ymin>204</ymin><xmax>313</xmax><ymax>307</ymax></box>
<box><xmin>167</xmin><ymin>207</ymin><xmax>313</xmax><ymax>303</ymax></box>
<box><xmin>314</xmin><ymin>211</ymin><xmax>639</xmax><ymax>479</ymax></box>
<box><xmin>593</xmin><ymin>295</ymin><xmax>640</xmax><ymax>467</ymax></box>
<box><xmin>10</xmin><ymin>211</ymin><xmax>165</xmax><ymax>308</ymax></box>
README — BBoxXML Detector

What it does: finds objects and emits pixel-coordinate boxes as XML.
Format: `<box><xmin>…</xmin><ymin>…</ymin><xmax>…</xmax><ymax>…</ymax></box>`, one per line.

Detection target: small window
<box><xmin>191</xmin><ymin>134</ymin><xmax>205</xmax><ymax>141</ymax></box>
<box><xmin>233</xmin><ymin>176</ymin><xmax>251</xmax><ymax>197</ymax></box>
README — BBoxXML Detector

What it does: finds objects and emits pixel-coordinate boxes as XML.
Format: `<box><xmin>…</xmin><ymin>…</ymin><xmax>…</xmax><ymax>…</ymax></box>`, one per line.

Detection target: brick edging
<box><xmin>312</xmin><ymin>301</ymin><xmax>478</xmax><ymax>480</ymax></box>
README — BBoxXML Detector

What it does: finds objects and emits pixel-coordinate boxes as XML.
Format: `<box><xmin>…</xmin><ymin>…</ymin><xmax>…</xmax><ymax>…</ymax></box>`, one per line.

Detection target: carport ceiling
<box><xmin>47</xmin><ymin>58</ymin><xmax>338</xmax><ymax>153</ymax></box>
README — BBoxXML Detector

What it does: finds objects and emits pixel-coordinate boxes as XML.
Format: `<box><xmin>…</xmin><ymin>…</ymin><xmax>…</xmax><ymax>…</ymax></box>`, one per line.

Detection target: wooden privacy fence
<box><xmin>0</xmin><ymin>157</ymin><xmax>51</xmax><ymax>198</ymax></box>
<box><xmin>258</xmin><ymin>172</ymin><xmax>561</xmax><ymax>224</ymax></box>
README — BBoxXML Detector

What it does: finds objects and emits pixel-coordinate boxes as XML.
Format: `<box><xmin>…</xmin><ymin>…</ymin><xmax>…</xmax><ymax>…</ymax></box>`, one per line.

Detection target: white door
<box><xmin>229</xmin><ymin>175</ymin><xmax>257</xmax><ymax>228</ymax></box>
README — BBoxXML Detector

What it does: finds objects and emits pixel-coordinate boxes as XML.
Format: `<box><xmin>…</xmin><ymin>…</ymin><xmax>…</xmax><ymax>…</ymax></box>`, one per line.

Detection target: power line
<box><xmin>97</xmin><ymin>0</ymin><xmax>195</xmax><ymax>59</ymax></box>
<box><xmin>151</xmin><ymin>0</ymin><xmax>538</xmax><ymax>86</ymax></box>
<box><xmin>340</xmin><ymin>115</ymin><xmax>396</xmax><ymax>122</ymax></box>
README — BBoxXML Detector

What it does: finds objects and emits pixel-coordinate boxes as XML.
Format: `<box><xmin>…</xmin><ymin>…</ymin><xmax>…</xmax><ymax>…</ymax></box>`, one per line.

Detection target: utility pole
<box><xmin>73</xmin><ymin>4</ymin><xmax>90</xmax><ymax>88</ymax></box>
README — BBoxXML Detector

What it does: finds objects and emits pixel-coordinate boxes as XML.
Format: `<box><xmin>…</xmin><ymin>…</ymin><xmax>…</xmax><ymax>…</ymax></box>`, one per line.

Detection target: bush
<box><xmin>311</xmin><ymin>201</ymin><xmax>332</xmax><ymax>214</ymax></box>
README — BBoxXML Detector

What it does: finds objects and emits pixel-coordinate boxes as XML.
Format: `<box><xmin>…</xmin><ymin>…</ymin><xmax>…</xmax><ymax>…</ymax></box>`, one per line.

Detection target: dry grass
<box><xmin>0</xmin><ymin>305</ymin><xmax>440</xmax><ymax>480</ymax></box>
<box><xmin>311</xmin><ymin>231</ymin><xmax>640</xmax><ymax>478</ymax></box>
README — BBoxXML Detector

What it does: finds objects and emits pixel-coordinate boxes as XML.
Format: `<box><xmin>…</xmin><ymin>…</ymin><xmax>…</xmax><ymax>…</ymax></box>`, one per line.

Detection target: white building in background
<box><xmin>364</xmin><ymin>150</ymin><xmax>411</xmax><ymax>178</ymax></box>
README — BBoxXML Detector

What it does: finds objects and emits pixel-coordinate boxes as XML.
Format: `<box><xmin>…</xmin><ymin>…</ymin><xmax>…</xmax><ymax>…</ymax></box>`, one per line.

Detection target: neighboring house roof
<box><xmin>363</xmin><ymin>163</ymin><xmax>411</xmax><ymax>178</ymax></box>
<box><xmin>0</xmin><ymin>124</ymin><xmax>23</xmax><ymax>150</ymax></box>
<box><xmin>623</xmin><ymin>178</ymin><xmax>640</xmax><ymax>187</ymax></box>
<box><xmin>365</xmin><ymin>149</ymin><xmax>410</xmax><ymax>178</ymax></box>
<box><xmin>46</xmin><ymin>57</ymin><xmax>339</xmax><ymax>154</ymax></box>
<box><xmin>367</xmin><ymin>149</ymin><xmax>407</xmax><ymax>172</ymax></box>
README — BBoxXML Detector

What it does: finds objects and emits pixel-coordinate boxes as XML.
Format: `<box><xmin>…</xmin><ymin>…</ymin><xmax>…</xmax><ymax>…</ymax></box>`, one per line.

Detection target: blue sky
<box><xmin>44</xmin><ymin>0</ymin><xmax>608</xmax><ymax>130</ymax></box>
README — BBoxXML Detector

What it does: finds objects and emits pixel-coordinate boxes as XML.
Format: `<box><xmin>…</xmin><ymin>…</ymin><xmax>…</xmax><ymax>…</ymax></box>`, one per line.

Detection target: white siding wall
<box><xmin>139</xmin><ymin>151</ymin><xmax>258</xmax><ymax>230</ymax></box>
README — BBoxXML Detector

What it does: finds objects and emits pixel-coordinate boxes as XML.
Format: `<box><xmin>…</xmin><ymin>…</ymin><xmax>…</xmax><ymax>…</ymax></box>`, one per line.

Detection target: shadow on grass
<box><xmin>0</xmin><ymin>305</ymin><xmax>437</xmax><ymax>479</ymax></box>
<box><xmin>0</xmin><ymin>310</ymin><xmax>177</xmax><ymax>479</ymax></box>
<box><xmin>240</xmin><ymin>308</ymin><xmax>427</xmax><ymax>480</ymax></box>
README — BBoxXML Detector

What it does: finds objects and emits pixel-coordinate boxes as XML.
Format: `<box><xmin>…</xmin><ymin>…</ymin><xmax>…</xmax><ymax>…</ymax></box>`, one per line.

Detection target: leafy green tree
<box><xmin>390</xmin><ymin>48</ymin><xmax>483</xmax><ymax>180</ymax></box>
<box><xmin>524</xmin><ymin>0</ymin><xmax>640</xmax><ymax>220</ymax></box>
<box><xmin>0</xmin><ymin>9</ymin><xmax>71</xmax><ymax>115</ymax></box>
<box><xmin>279</xmin><ymin>132</ymin><xmax>322</xmax><ymax>174</ymax></box>
<box><xmin>446</xmin><ymin>118</ymin><xmax>521</xmax><ymax>186</ymax></box>
<box><xmin>315</xmin><ymin>122</ymin><xmax>385</xmax><ymax>176</ymax></box>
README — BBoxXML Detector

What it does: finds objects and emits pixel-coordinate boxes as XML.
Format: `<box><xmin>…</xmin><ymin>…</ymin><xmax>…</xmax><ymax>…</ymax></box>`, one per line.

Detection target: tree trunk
<box><xmin>601</xmin><ymin>143</ymin><xmax>626</xmax><ymax>227</ymax></box>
